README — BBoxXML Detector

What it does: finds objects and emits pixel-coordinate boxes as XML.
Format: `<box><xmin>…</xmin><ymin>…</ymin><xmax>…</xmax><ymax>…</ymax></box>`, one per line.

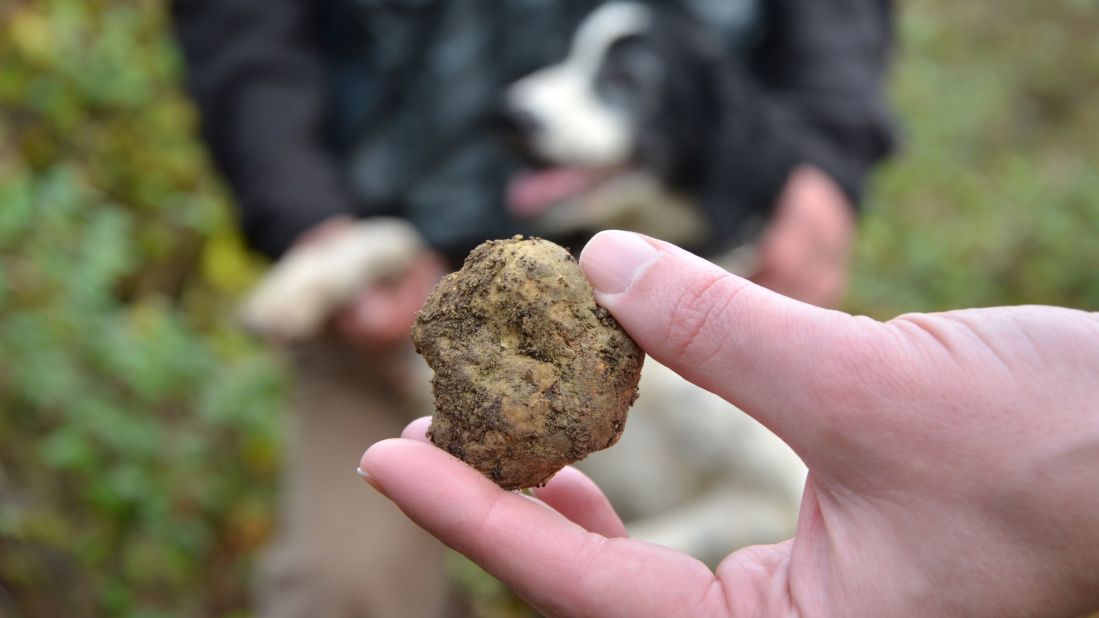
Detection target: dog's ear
<box><xmin>631</xmin><ymin>9</ymin><xmax>725</xmax><ymax>189</ymax></box>
<box><xmin>630</xmin><ymin>7</ymin><xmax>783</xmax><ymax>254</ymax></box>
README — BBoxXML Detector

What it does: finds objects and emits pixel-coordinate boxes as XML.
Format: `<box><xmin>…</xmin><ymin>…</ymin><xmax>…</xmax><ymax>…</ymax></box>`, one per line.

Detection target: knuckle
<box><xmin>663</xmin><ymin>271</ymin><xmax>745</xmax><ymax>364</ymax></box>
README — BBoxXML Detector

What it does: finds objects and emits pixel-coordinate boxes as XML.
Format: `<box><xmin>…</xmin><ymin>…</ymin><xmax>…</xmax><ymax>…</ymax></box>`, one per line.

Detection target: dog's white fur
<box><xmin>579</xmin><ymin>359</ymin><xmax>805</xmax><ymax>564</ymax></box>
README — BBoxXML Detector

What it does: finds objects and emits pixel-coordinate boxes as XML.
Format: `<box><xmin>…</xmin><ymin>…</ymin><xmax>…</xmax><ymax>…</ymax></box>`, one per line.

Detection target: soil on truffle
<box><xmin>412</xmin><ymin>236</ymin><xmax>644</xmax><ymax>490</ymax></box>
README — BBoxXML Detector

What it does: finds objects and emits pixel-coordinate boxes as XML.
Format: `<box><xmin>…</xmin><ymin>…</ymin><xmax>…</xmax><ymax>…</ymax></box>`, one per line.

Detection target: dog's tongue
<box><xmin>506</xmin><ymin>168</ymin><xmax>594</xmax><ymax>218</ymax></box>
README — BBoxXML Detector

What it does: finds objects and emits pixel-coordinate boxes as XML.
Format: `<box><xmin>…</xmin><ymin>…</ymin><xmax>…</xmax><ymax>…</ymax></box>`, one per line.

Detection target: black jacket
<box><xmin>172</xmin><ymin>0</ymin><xmax>895</xmax><ymax>262</ymax></box>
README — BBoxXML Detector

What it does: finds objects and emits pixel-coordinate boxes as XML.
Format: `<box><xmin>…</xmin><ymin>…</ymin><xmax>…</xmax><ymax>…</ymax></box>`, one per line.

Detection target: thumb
<box><xmin>579</xmin><ymin>231</ymin><xmax>886</xmax><ymax>455</ymax></box>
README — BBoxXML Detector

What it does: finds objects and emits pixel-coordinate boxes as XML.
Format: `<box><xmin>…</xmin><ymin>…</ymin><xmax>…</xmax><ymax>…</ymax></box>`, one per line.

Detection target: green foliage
<box><xmin>0</xmin><ymin>0</ymin><xmax>1096</xmax><ymax>616</ymax></box>
<box><xmin>849</xmin><ymin>0</ymin><xmax>1099</xmax><ymax>316</ymax></box>
<box><xmin>0</xmin><ymin>1</ymin><xmax>282</xmax><ymax>616</ymax></box>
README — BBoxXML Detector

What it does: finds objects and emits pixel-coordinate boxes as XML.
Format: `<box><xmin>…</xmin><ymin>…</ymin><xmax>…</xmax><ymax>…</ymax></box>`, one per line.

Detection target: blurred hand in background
<box><xmin>751</xmin><ymin>166</ymin><xmax>856</xmax><ymax>309</ymax></box>
<box><xmin>294</xmin><ymin>216</ymin><xmax>446</xmax><ymax>351</ymax></box>
<box><xmin>332</xmin><ymin>251</ymin><xmax>446</xmax><ymax>350</ymax></box>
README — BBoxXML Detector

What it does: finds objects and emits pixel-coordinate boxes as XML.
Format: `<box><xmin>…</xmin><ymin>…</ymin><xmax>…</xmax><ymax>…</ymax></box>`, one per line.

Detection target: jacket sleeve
<box><xmin>752</xmin><ymin>0</ymin><xmax>897</xmax><ymax>208</ymax></box>
<box><xmin>172</xmin><ymin>0</ymin><xmax>355</xmax><ymax>258</ymax></box>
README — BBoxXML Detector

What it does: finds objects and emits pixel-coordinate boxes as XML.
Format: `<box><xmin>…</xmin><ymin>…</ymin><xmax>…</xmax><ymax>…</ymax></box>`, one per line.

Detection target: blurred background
<box><xmin>0</xmin><ymin>0</ymin><xmax>1096</xmax><ymax>616</ymax></box>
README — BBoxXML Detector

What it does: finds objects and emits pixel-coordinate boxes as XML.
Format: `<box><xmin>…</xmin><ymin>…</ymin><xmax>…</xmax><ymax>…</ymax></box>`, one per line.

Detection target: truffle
<box><xmin>413</xmin><ymin>236</ymin><xmax>644</xmax><ymax>489</ymax></box>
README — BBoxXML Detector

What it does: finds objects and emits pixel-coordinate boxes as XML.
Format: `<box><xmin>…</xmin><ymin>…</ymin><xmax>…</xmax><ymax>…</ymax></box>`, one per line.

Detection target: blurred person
<box><xmin>360</xmin><ymin>230</ymin><xmax>1099</xmax><ymax>618</ymax></box>
<box><xmin>171</xmin><ymin>0</ymin><xmax>894</xmax><ymax>615</ymax></box>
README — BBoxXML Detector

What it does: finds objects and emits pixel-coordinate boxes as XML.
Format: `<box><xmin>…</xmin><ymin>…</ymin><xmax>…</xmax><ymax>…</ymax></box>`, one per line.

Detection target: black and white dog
<box><xmin>500</xmin><ymin>1</ymin><xmax>772</xmax><ymax>269</ymax></box>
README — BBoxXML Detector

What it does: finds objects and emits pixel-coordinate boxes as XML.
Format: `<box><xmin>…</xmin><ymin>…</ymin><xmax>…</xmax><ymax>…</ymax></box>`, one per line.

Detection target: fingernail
<box><xmin>356</xmin><ymin>466</ymin><xmax>383</xmax><ymax>492</ymax></box>
<box><xmin>580</xmin><ymin>231</ymin><xmax>659</xmax><ymax>295</ymax></box>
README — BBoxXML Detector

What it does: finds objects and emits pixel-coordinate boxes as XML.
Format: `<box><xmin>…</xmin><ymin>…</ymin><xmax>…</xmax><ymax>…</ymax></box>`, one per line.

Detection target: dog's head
<box><xmin>500</xmin><ymin>2</ymin><xmax>722</xmax><ymax>231</ymax></box>
<box><xmin>498</xmin><ymin>2</ymin><xmax>733</xmax><ymax>248</ymax></box>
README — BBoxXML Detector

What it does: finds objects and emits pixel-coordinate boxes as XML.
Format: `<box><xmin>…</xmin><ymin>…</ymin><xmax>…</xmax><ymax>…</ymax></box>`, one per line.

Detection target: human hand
<box><xmin>295</xmin><ymin>217</ymin><xmax>446</xmax><ymax>350</ymax></box>
<box><xmin>330</xmin><ymin>250</ymin><xmax>446</xmax><ymax>350</ymax></box>
<box><xmin>359</xmin><ymin>231</ymin><xmax>1099</xmax><ymax>617</ymax></box>
<box><xmin>751</xmin><ymin>165</ymin><xmax>856</xmax><ymax>308</ymax></box>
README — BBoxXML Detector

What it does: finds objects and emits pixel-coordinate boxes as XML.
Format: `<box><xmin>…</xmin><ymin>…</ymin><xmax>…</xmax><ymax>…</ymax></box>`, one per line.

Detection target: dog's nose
<box><xmin>494</xmin><ymin>98</ymin><xmax>542</xmax><ymax>139</ymax></box>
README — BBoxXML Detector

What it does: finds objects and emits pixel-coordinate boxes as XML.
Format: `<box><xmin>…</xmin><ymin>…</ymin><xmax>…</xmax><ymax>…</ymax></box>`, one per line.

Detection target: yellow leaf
<box><xmin>9</xmin><ymin>8</ymin><xmax>53</xmax><ymax>64</ymax></box>
<box><xmin>201</xmin><ymin>226</ymin><xmax>266</xmax><ymax>295</ymax></box>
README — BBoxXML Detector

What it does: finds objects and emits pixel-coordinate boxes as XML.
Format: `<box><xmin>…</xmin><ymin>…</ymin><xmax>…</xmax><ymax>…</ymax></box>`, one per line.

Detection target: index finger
<box><xmin>399</xmin><ymin>417</ymin><xmax>628</xmax><ymax>538</ymax></box>
<box><xmin>359</xmin><ymin>439</ymin><xmax>728</xmax><ymax>617</ymax></box>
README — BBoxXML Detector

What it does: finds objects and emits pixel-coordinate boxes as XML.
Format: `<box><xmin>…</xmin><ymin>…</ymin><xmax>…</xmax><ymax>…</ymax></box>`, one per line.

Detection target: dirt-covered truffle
<box><xmin>413</xmin><ymin>236</ymin><xmax>644</xmax><ymax>490</ymax></box>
